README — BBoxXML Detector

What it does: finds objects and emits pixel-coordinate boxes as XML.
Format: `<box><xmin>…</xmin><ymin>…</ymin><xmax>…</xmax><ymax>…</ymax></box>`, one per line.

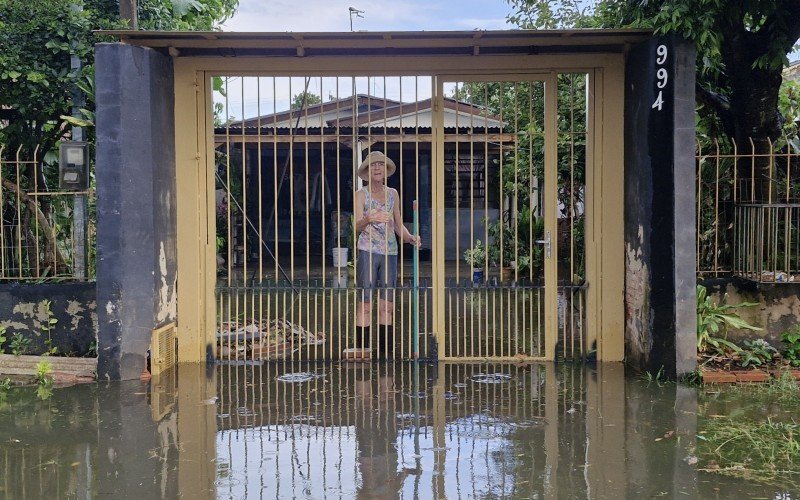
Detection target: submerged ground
<box><xmin>0</xmin><ymin>362</ymin><xmax>796</xmax><ymax>498</ymax></box>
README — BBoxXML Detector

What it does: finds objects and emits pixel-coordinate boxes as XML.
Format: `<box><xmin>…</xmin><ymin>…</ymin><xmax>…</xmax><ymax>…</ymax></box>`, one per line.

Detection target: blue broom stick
<box><xmin>412</xmin><ymin>200</ymin><xmax>420</xmax><ymax>359</ymax></box>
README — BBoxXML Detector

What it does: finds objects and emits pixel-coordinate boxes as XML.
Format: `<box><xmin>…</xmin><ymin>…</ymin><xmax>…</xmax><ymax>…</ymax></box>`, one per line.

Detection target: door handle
<box><xmin>535</xmin><ymin>231</ymin><xmax>551</xmax><ymax>259</ymax></box>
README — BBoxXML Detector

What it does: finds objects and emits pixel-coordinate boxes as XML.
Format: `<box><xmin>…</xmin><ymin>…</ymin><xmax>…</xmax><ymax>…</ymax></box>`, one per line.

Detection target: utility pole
<box><xmin>71</xmin><ymin>3</ymin><xmax>88</xmax><ymax>279</ymax></box>
<box><xmin>120</xmin><ymin>0</ymin><xmax>138</xmax><ymax>29</ymax></box>
<box><xmin>348</xmin><ymin>7</ymin><xmax>364</xmax><ymax>32</ymax></box>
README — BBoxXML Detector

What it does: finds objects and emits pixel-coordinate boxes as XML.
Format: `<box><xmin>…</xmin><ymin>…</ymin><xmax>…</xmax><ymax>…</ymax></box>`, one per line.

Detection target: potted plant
<box><xmin>463</xmin><ymin>240</ymin><xmax>486</xmax><ymax>284</ymax></box>
<box><xmin>488</xmin><ymin>209</ymin><xmax>545</xmax><ymax>284</ymax></box>
<box><xmin>487</xmin><ymin>218</ymin><xmax>515</xmax><ymax>282</ymax></box>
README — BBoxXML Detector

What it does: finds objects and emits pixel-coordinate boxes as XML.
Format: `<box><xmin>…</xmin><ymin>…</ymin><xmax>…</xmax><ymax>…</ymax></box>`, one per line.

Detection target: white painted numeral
<box><xmin>656</xmin><ymin>45</ymin><xmax>668</xmax><ymax>65</ymax></box>
<box><xmin>652</xmin><ymin>91</ymin><xmax>664</xmax><ymax>111</ymax></box>
<box><xmin>657</xmin><ymin>68</ymin><xmax>668</xmax><ymax>89</ymax></box>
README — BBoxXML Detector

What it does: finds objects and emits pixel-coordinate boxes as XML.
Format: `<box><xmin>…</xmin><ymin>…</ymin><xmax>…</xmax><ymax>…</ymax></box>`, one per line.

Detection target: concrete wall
<box><xmin>0</xmin><ymin>282</ymin><xmax>96</xmax><ymax>356</ymax></box>
<box><xmin>624</xmin><ymin>35</ymin><xmax>696</xmax><ymax>377</ymax></box>
<box><xmin>95</xmin><ymin>43</ymin><xmax>177</xmax><ymax>380</ymax></box>
<box><xmin>703</xmin><ymin>278</ymin><xmax>800</xmax><ymax>347</ymax></box>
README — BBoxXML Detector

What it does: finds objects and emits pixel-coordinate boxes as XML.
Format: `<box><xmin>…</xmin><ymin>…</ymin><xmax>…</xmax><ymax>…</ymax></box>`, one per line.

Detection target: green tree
<box><xmin>291</xmin><ymin>91</ymin><xmax>322</xmax><ymax>110</ymax></box>
<box><xmin>507</xmin><ymin>0</ymin><xmax>800</xmax><ymax>145</ymax></box>
<box><xmin>0</xmin><ymin>0</ymin><xmax>238</xmax><ymax>276</ymax></box>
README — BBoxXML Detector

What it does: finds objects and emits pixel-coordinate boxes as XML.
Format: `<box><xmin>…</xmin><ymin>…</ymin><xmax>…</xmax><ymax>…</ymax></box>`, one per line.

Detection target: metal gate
<box><xmin>213</xmin><ymin>71</ymin><xmax>589</xmax><ymax>362</ymax></box>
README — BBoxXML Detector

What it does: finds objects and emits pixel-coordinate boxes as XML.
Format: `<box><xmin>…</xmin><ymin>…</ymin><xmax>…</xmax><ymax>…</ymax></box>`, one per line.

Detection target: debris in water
<box><xmin>471</xmin><ymin>373</ymin><xmax>512</xmax><ymax>384</ymax></box>
<box><xmin>291</xmin><ymin>415</ymin><xmax>320</xmax><ymax>424</ymax></box>
<box><xmin>216</xmin><ymin>319</ymin><xmax>326</xmax><ymax>360</ymax></box>
<box><xmin>277</xmin><ymin>372</ymin><xmax>325</xmax><ymax>383</ymax></box>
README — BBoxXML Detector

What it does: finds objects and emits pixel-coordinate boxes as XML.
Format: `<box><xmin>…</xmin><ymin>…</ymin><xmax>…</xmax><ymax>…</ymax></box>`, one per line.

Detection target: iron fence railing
<box><xmin>696</xmin><ymin>137</ymin><xmax>800</xmax><ymax>283</ymax></box>
<box><xmin>0</xmin><ymin>145</ymin><xmax>94</xmax><ymax>281</ymax></box>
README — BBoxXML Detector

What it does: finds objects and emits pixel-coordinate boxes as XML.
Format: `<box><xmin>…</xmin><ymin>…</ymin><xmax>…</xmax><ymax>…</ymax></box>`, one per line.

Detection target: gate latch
<box><xmin>535</xmin><ymin>231</ymin><xmax>551</xmax><ymax>259</ymax></box>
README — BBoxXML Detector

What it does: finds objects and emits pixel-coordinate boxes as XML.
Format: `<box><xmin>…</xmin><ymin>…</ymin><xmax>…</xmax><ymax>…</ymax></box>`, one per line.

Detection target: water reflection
<box><xmin>0</xmin><ymin>362</ymin><xmax>793</xmax><ymax>498</ymax></box>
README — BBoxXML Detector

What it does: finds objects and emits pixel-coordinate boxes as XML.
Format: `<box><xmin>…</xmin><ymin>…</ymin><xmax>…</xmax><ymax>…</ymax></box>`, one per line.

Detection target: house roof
<box><xmin>236</xmin><ymin>94</ymin><xmax>503</xmax><ymax>129</ymax></box>
<box><xmin>239</xmin><ymin>94</ymin><xmax>403</xmax><ymax>128</ymax></box>
<box><xmin>96</xmin><ymin>29</ymin><xmax>652</xmax><ymax>58</ymax></box>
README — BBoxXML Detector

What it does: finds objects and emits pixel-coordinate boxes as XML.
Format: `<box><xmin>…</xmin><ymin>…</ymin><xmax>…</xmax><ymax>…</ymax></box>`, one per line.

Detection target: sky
<box><xmin>217</xmin><ymin>1</ymin><xmax>516</xmax><ymax>119</ymax></box>
<box><xmin>220</xmin><ymin>0</ymin><xmax>514</xmax><ymax>32</ymax></box>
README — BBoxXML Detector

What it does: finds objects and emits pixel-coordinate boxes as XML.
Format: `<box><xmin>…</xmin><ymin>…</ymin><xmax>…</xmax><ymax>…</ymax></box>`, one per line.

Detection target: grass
<box><xmin>698</xmin><ymin>371</ymin><xmax>800</xmax><ymax>490</ymax></box>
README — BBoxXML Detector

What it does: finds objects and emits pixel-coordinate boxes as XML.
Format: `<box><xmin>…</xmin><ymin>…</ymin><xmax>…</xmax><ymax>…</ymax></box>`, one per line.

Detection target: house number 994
<box><xmin>652</xmin><ymin>44</ymin><xmax>668</xmax><ymax>111</ymax></box>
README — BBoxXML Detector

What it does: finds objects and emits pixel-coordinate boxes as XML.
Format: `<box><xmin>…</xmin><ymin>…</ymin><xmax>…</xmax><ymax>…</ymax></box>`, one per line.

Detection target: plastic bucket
<box><xmin>332</xmin><ymin>247</ymin><xmax>349</xmax><ymax>268</ymax></box>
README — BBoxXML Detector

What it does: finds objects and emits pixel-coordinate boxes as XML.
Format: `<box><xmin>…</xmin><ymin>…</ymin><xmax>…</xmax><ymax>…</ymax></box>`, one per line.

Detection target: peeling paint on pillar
<box><xmin>625</xmin><ymin>225</ymin><xmax>652</xmax><ymax>368</ymax></box>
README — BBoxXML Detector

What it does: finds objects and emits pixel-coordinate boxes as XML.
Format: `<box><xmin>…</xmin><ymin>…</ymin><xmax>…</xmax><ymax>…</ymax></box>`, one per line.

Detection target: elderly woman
<box><xmin>353</xmin><ymin>151</ymin><xmax>420</xmax><ymax>358</ymax></box>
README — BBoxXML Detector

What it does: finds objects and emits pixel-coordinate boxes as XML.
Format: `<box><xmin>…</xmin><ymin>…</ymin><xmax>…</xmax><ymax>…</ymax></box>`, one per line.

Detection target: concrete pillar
<box><xmin>624</xmin><ymin>35</ymin><xmax>697</xmax><ymax>377</ymax></box>
<box><xmin>95</xmin><ymin>43</ymin><xmax>177</xmax><ymax>380</ymax></box>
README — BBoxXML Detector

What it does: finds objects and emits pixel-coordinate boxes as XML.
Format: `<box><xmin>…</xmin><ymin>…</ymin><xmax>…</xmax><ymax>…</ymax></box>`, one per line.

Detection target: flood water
<box><xmin>0</xmin><ymin>362</ymin><xmax>794</xmax><ymax>499</ymax></box>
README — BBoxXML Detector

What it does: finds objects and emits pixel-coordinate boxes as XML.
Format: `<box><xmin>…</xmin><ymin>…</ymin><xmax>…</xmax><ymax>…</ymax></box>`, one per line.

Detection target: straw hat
<box><xmin>357</xmin><ymin>151</ymin><xmax>396</xmax><ymax>181</ymax></box>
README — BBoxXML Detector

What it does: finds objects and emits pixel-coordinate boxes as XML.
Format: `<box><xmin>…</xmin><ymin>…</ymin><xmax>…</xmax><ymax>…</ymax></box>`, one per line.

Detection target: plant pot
<box><xmin>471</xmin><ymin>268</ymin><xmax>484</xmax><ymax>284</ymax></box>
<box><xmin>332</xmin><ymin>247</ymin><xmax>349</xmax><ymax>268</ymax></box>
<box><xmin>500</xmin><ymin>266</ymin><xmax>513</xmax><ymax>282</ymax></box>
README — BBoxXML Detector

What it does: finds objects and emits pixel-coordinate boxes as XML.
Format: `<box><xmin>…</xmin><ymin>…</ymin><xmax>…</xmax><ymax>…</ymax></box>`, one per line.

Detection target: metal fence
<box><xmin>0</xmin><ymin>145</ymin><xmax>93</xmax><ymax>281</ymax></box>
<box><xmin>213</xmin><ymin>73</ymin><xmax>590</xmax><ymax>362</ymax></box>
<box><xmin>696</xmin><ymin>137</ymin><xmax>800</xmax><ymax>282</ymax></box>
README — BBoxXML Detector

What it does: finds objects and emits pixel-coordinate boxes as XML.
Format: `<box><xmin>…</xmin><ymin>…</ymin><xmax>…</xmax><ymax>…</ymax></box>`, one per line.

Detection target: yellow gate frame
<box><xmin>158</xmin><ymin>30</ymin><xmax>639</xmax><ymax>363</ymax></box>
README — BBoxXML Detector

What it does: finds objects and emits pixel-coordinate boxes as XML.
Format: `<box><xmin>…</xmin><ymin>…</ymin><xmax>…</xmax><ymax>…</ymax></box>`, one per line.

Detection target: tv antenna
<box><xmin>349</xmin><ymin>7</ymin><xmax>364</xmax><ymax>31</ymax></box>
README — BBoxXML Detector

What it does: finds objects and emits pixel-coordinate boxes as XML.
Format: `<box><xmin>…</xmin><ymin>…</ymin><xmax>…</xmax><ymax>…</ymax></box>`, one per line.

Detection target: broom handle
<box><xmin>412</xmin><ymin>200</ymin><xmax>420</xmax><ymax>359</ymax></box>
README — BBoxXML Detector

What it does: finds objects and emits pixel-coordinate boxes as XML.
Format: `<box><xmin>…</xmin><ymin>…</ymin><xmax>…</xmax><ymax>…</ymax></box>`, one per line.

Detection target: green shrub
<box><xmin>697</xmin><ymin>284</ymin><xmax>761</xmax><ymax>357</ymax></box>
<box><xmin>739</xmin><ymin>339</ymin><xmax>777</xmax><ymax>367</ymax></box>
<box><xmin>9</xmin><ymin>333</ymin><xmax>31</xmax><ymax>356</ymax></box>
<box><xmin>781</xmin><ymin>326</ymin><xmax>800</xmax><ymax>367</ymax></box>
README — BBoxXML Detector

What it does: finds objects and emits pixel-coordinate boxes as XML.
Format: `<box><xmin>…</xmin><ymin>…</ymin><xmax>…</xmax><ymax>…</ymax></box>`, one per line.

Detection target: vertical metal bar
<box><xmin>544</xmin><ymin>74</ymin><xmax>559</xmax><ymax>359</ymax></box>
<box><xmin>335</xmin><ymin>76</ymin><xmax>342</xmax><ymax>356</ymax></box>
<box><xmin>455</xmin><ymin>82</ymin><xmax>461</xmax><ymax>283</ymax></box>
<box><xmin>569</xmin><ymin>75</ymin><xmax>576</xmax><ymax>284</ymax></box>
<box><xmin>513</xmin><ymin>81</ymin><xmax>519</xmax><ymax>285</ymax></box>
<box><xmin>432</xmin><ymin>75</ymin><xmax>446</xmax><ymax>355</ymax></box>
<box><xmin>696</xmin><ymin>145</ymin><xmax>702</xmax><ymax>274</ymax></box>
<box><xmin>256</xmin><ymin>79</ymin><xmax>265</xmax><ymax>349</ymax></box>
<box><xmin>0</xmin><ymin>147</ymin><xmax>5</xmax><ymax>277</ymax></box>
<box><xmin>499</xmin><ymin>82</ymin><xmax>505</xmax><ymax>275</ymax></box>
<box><xmin>241</xmin><ymin>78</ymin><xmax>248</xmax><ymax>291</ymax></box>
<box><xmin>14</xmin><ymin>147</ymin><xmax>23</xmax><ymax>279</ymax></box>
<box><xmin>271</xmin><ymin>77</ymin><xmax>279</xmax><ymax>288</ymax></box>
<box><xmin>32</xmin><ymin>149</ymin><xmax>41</xmax><ymax>277</ymax></box>
<box><xmin>303</xmin><ymin>83</ymin><xmax>312</xmax><ymax>362</ymax></box>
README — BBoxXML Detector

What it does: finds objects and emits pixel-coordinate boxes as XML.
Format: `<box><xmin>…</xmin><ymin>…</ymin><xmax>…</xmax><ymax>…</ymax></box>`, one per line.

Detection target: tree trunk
<box><xmin>722</xmin><ymin>31</ymin><xmax>784</xmax><ymax>203</ymax></box>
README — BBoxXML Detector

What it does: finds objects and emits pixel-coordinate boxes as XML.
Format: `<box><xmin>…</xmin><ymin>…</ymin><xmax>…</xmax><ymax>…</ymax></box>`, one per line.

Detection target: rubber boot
<box><xmin>355</xmin><ymin>326</ymin><xmax>371</xmax><ymax>349</ymax></box>
<box><xmin>377</xmin><ymin>325</ymin><xmax>395</xmax><ymax>360</ymax></box>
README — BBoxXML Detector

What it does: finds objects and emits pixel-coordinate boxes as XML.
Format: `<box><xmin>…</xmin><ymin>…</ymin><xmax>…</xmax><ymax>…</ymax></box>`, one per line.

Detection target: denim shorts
<box><xmin>356</xmin><ymin>250</ymin><xmax>398</xmax><ymax>302</ymax></box>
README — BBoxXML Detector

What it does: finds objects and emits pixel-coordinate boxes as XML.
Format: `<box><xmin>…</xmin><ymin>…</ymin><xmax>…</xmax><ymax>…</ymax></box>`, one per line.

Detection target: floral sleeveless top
<box><xmin>357</xmin><ymin>186</ymin><xmax>398</xmax><ymax>255</ymax></box>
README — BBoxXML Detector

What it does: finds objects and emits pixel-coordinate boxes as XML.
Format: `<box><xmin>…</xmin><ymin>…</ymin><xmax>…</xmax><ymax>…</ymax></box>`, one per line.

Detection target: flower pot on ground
<box><xmin>463</xmin><ymin>240</ymin><xmax>486</xmax><ymax>284</ymax></box>
<box><xmin>332</xmin><ymin>247</ymin><xmax>349</xmax><ymax>268</ymax></box>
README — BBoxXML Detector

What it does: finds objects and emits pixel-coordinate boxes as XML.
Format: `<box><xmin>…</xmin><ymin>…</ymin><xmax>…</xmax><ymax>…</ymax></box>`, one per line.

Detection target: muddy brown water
<box><xmin>0</xmin><ymin>362</ymin><xmax>793</xmax><ymax>499</ymax></box>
